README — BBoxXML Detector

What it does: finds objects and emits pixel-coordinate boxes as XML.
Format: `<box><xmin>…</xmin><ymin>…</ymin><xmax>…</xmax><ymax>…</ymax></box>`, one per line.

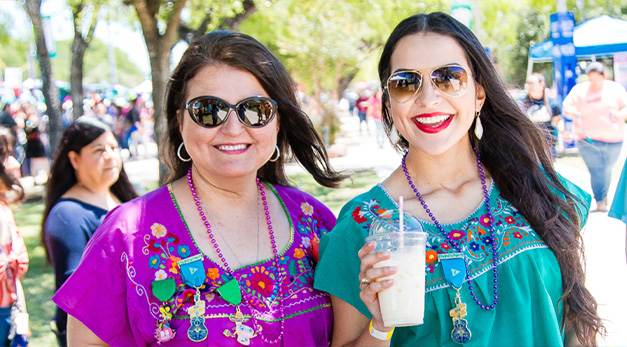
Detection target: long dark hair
<box><xmin>0</xmin><ymin>127</ymin><xmax>24</xmax><ymax>203</ymax></box>
<box><xmin>41</xmin><ymin>116</ymin><xmax>138</xmax><ymax>261</ymax></box>
<box><xmin>378</xmin><ymin>13</ymin><xmax>603</xmax><ymax>345</ymax></box>
<box><xmin>164</xmin><ymin>30</ymin><xmax>345</xmax><ymax>187</ymax></box>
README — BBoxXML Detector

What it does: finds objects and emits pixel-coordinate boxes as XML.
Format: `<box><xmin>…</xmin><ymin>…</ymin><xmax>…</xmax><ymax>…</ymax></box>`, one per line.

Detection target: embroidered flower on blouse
<box><xmin>505</xmin><ymin>216</ymin><xmax>516</xmax><ymax>225</ymax></box>
<box><xmin>154</xmin><ymin>269</ymin><xmax>168</xmax><ymax>281</ymax></box>
<box><xmin>166</xmin><ymin>256</ymin><xmax>182</xmax><ymax>274</ymax></box>
<box><xmin>301</xmin><ymin>202</ymin><xmax>314</xmax><ymax>216</ymax></box>
<box><xmin>293</xmin><ymin>248</ymin><xmax>305</xmax><ymax>259</ymax></box>
<box><xmin>177</xmin><ymin>245</ymin><xmax>190</xmax><ymax>258</ymax></box>
<box><xmin>479</xmin><ymin>214</ymin><xmax>492</xmax><ymax>227</ymax></box>
<box><xmin>448</xmin><ymin>229</ymin><xmax>466</xmax><ymax>241</ymax></box>
<box><xmin>151</xmin><ymin>223</ymin><xmax>168</xmax><ymax>238</ymax></box>
<box><xmin>513</xmin><ymin>231</ymin><xmax>523</xmax><ymax>239</ymax></box>
<box><xmin>249</xmin><ymin>271</ymin><xmax>274</xmax><ymax>296</ymax></box>
<box><xmin>468</xmin><ymin>241</ymin><xmax>480</xmax><ymax>252</ymax></box>
<box><xmin>149</xmin><ymin>255</ymin><xmax>160</xmax><ymax>269</ymax></box>
<box><xmin>352</xmin><ymin>206</ymin><xmax>367</xmax><ymax>224</ymax></box>
<box><xmin>301</xmin><ymin>237</ymin><xmax>311</xmax><ymax>248</ymax></box>
<box><xmin>440</xmin><ymin>242</ymin><xmax>451</xmax><ymax>251</ymax></box>
<box><xmin>149</xmin><ymin>239</ymin><xmax>161</xmax><ymax>253</ymax></box>
<box><xmin>206</xmin><ymin>267</ymin><xmax>220</xmax><ymax>281</ymax></box>
<box><xmin>426</xmin><ymin>249</ymin><xmax>438</xmax><ymax>264</ymax></box>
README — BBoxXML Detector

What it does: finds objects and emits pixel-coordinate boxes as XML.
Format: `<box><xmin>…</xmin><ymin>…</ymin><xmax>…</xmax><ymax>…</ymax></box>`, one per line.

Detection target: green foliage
<box><xmin>506</xmin><ymin>8</ymin><xmax>549</xmax><ymax>87</ymax></box>
<box><xmin>51</xmin><ymin>38</ymin><xmax>145</xmax><ymax>86</ymax></box>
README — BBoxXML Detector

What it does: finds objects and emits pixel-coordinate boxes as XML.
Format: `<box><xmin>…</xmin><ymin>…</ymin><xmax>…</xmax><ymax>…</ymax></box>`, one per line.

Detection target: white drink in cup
<box><xmin>366</xmin><ymin>208</ymin><xmax>427</xmax><ymax>327</ymax></box>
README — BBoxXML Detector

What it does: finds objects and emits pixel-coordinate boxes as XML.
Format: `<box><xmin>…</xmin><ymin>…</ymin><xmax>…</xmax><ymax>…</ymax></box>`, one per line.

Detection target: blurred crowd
<box><xmin>0</xmin><ymin>91</ymin><xmax>156</xmax><ymax>186</ymax></box>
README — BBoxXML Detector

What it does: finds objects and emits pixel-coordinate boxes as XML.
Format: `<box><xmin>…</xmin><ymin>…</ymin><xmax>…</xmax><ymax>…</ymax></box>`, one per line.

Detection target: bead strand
<box><xmin>401</xmin><ymin>149</ymin><xmax>499</xmax><ymax>310</ymax></box>
<box><xmin>187</xmin><ymin>168</ymin><xmax>285</xmax><ymax>342</ymax></box>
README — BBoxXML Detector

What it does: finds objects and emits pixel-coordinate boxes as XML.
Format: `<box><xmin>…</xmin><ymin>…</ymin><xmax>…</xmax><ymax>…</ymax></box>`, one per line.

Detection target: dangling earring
<box><xmin>268</xmin><ymin>146</ymin><xmax>280</xmax><ymax>162</ymax></box>
<box><xmin>177</xmin><ymin>142</ymin><xmax>192</xmax><ymax>162</ymax></box>
<box><xmin>474</xmin><ymin>111</ymin><xmax>483</xmax><ymax>140</ymax></box>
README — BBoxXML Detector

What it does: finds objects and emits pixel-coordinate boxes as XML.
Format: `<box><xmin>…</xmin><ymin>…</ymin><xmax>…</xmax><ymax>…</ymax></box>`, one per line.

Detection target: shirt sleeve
<box><xmin>52</xmin><ymin>207</ymin><xmax>149</xmax><ymax>347</ymax></box>
<box><xmin>313</xmin><ymin>199</ymin><xmax>372</xmax><ymax>318</ymax></box>
<box><xmin>44</xmin><ymin>204</ymin><xmax>92</xmax><ymax>290</ymax></box>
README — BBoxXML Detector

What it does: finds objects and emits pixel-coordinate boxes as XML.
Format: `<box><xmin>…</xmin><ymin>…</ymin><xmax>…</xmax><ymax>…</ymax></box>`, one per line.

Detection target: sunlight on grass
<box><xmin>10</xmin><ymin>170</ymin><xmax>380</xmax><ymax>345</ymax></box>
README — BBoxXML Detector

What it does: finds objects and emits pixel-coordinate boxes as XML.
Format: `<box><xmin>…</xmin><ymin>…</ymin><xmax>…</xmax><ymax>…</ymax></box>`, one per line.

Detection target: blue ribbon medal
<box><xmin>439</xmin><ymin>252</ymin><xmax>472</xmax><ymax>344</ymax></box>
<box><xmin>178</xmin><ymin>254</ymin><xmax>205</xmax><ymax>288</ymax></box>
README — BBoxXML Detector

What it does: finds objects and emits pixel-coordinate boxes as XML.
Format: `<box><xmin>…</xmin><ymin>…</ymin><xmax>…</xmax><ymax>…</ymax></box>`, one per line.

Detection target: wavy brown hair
<box><xmin>378</xmin><ymin>13</ymin><xmax>604</xmax><ymax>345</ymax></box>
<box><xmin>163</xmin><ymin>31</ymin><xmax>345</xmax><ymax>187</ymax></box>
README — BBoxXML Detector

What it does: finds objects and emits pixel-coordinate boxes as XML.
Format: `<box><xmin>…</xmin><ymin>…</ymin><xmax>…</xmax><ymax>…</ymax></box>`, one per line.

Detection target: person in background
<box><xmin>367</xmin><ymin>89</ymin><xmax>385</xmax><ymax>148</ymax></box>
<box><xmin>608</xmin><ymin>159</ymin><xmax>627</xmax><ymax>265</ymax></box>
<box><xmin>41</xmin><ymin>116</ymin><xmax>138</xmax><ymax>346</ymax></box>
<box><xmin>315</xmin><ymin>12</ymin><xmax>604</xmax><ymax>346</ymax></box>
<box><xmin>356</xmin><ymin>90</ymin><xmax>370</xmax><ymax>134</ymax></box>
<box><xmin>125</xmin><ymin>97</ymin><xmax>142</xmax><ymax>159</ymax></box>
<box><xmin>0</xmin><ymin>128</ymin><xmax>28</xmax><ymax>346</ymax></box>
<box><xmin>562</xmin><ymin>62</ymin><xmax>627</xmax><ymax>212</ymax></box>
<box><xmin>52</xmin><ymin>31</ymin><xmax>345</xmax><ymax>346</ymax></box>
<box><xmin>519</xmin><ymin>73</ymin><xmax>561</xmax><ymax>159</ymax></box>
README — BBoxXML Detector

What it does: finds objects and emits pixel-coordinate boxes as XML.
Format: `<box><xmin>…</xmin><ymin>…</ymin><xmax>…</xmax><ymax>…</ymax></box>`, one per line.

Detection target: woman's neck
<box><xmin>404</xmin><ymin>144</ymin><xmax>479</xmax><ymax>189</ymax></box>
<box><xmin>190</xmin><ymin>166</ymin><xmax>259</xmax><ymax>207</ymax></box>
<box><xmin>63</xmin><ymin>183</ymin><xmax>119</xmax><ymax>210</ymax></box>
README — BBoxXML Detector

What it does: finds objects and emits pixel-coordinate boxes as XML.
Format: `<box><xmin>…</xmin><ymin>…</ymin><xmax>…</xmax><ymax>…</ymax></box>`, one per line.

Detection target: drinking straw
<box><xmin>399</xmin><ymin>196</ymin><xmax>404</xmax><ymax>233</ymax></box>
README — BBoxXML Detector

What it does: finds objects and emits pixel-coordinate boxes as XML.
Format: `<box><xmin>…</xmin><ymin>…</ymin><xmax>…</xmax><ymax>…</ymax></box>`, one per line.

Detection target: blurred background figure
<box><xmin>562</xmin><ymin>62</ymin><xmax>627</xmax><ymax>212</ymax></box>
<box><xmin>22</xmin><ymin>103</ymin><xmax>49</xmax><ymax>183</ymax></box>
<box><xmin>40</xmin><ymin>116</ymin><xmax>138</xmax><ymax>346</ymax></box>
<box><xmin>519</xmin><ymin>73</ymin><xmax>561</xmax><ymax>159</ymax></box>
<box><xmin>355</xmin><ymin>89</ymin><xmax>370</xmax><ymax>134</ymax></box>
<box><xmin>124</xmin><ymin>97</ymin><xmax>142</xmax><ymax>159</ymax></box>
<box><xmin>0</xmin><ymin>128</ymin><xmax>29</xmax><ymax>346</ymax></box>
<box><xmin>367</xmin><ymin>89</ymin><xmax>385</xmax><ymax>148</ymax></box>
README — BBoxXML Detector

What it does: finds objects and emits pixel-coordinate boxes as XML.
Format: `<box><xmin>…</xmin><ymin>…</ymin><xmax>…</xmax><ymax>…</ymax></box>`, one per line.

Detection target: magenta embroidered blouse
<box><xmin>52</xmin><ymin>183</ymin><xmax>335</xmax><ymax>346</ymax></box>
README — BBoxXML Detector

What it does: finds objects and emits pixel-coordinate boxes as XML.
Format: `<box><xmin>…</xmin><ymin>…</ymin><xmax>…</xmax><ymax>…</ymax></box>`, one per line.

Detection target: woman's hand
<box><xmin>357</xmin><ymin>241</ymin><xmax>396</xmax><ymax>331</ymax></box>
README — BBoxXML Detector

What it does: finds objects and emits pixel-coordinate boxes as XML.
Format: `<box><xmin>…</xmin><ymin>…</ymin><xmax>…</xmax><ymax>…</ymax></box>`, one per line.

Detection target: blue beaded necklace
<box><xmin>401</xmin><ymin>149</ymin><xmax>499</xmax><ymax>310</ymax></box>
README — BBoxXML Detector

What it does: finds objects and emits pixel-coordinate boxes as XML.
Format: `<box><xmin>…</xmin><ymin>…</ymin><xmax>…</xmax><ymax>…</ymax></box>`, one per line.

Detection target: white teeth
<box><xmin>414</xmin><ymin>115</ymin><xmax>451</xmax><ymax>125</ymax></box>
<box><xmin>217</xmin><ymin>144</ymin><xmax>247</xmax><ymax>151</ymax></box>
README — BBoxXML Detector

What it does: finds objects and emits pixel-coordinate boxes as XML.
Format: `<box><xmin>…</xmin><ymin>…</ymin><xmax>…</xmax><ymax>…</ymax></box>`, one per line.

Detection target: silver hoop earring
<box><xmin>268</xmin><ymin>146</ymin><xmax>280</xmax><ymax>162</ymax></box>
<box><xmin>474</xmin><ymin>111</ymin><xmax>483</xmax><ymax>140</ymax></box>
<box><xmin>177</xmin><ymin>142</ymin><xmax>192</xmax><ymax>162</ymax></box>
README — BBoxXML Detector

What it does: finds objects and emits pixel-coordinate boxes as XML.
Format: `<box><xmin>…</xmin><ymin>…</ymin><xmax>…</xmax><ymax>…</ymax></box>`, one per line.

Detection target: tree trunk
<box><xmin>23</xmin><ymin>0</ymin><xmax>63</xmax><ymax>156</ymax></box>
<box><xmin>149</xmin><ymin>47</ymin><xmax>171</xmax><ymax>184</ymax></box>
<box><xmin>71</xmin><ymin>38</ymin><xmax>88</xmax><ymax>121</ymax></box>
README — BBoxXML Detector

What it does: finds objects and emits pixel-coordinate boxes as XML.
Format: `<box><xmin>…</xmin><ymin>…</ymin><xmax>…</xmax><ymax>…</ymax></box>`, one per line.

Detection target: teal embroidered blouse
<box><xmin>314</xmin><ymin>178</ymin><xmax>590</xmax><ymax>346</ymax></box>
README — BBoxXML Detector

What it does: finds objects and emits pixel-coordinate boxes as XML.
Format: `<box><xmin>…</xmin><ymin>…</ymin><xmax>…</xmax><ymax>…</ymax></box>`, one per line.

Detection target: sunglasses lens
<box><xmin>388</xmin><ymin>72</ymin><xmax>422</xmax><ymax>103</ymax></box>
<box><xmin>189</xmin><ymin>98</ymin><xmax>230</xmax><ymax>127</ymax></box>
<box><xmin>238</xmin><ymin>98</ymin><xmax>276</xmax><ymax>127</ymax></box>
<box><xmin>431</xmin><ymin>66</ymin><xmax>468</xmax><ymax>96</ymax></box>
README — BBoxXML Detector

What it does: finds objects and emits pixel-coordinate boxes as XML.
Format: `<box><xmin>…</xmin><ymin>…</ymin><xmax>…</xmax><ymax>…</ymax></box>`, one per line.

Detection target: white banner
<box><xmin>614</xmin><ymin>52</ymin><xmax>627</xmax><ymax>91</ymax></box>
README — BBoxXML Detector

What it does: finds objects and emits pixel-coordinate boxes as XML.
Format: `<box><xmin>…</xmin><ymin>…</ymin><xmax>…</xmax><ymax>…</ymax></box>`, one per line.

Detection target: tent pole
<box><xmin>527</xmin><ymin>58</ymin><xmax>534</xmax><ymax>77</ymax></box>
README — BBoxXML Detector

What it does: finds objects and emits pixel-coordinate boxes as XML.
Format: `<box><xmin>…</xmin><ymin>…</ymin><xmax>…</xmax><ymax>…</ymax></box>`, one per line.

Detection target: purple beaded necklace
<box><xmin>186</xmin><ymin>168</ymin><xmax>285</xmax><ymax>343</ymax></box>
<box><xmin>401</xmin><ymin>149</ymin><xmax>499</xmax><ymax>310</ymax></box>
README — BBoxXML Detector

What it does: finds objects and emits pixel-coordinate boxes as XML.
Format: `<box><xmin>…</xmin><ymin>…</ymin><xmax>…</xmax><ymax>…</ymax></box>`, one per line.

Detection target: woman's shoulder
<box><xmin>272</xmin><ymin>183</ymin><xmax>331</xmax><ymax>211</ymax></box>
<box><xmin>337</xmin><ymin>184</ymin><xmax>390</xmax><ymax>218</ymax></box>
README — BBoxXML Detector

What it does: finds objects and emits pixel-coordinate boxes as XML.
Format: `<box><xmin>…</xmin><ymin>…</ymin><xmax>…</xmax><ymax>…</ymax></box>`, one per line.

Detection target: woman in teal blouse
<box><xmin>314</xmin><ymin>12</ymin><xmax>604</xmax><ymax>346</ymax></box>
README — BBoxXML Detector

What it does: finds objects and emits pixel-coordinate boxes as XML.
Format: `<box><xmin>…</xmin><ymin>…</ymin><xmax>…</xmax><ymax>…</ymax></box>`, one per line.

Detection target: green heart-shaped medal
<box><xmin>216</xmin><ymin>279</ymin><xmax>242</xmax><ymax>306</ymax></box>
<box><xmin>151</xmin><ymin>278</ymin><xmax>176</xmax><ymax>302</ymax></box>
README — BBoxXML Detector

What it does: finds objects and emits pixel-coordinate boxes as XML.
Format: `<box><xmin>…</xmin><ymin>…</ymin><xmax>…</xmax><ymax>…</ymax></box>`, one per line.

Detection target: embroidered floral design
<box><xmin>207</xmin><ymin>268</ymin><xmax>220</xmax><ymax>281</ymax></box>
<box><xmin>301</xmin><ymin>237</ymin><xmax>311</xmax><ymax>249</ymax></box>
<box><xmin>249</xmin><ymin>272</ymin><xmax>274</xmax><ymax>296</ymax></box>
<box><xmin>151</xmin><ymin>223</ymin><xmax>167</xmax><ymax>238</ymax></box>
<box><xmin>513</xmin><ymin>231</ymin><xmax>522</xmax><ymax>239</ymax></box>
<box><xmin>479</xmin><ymin>214</ymin><xmax>492</xmax><ymax>227</ymax></box>
<box><xmin>293</xmin><ymin>248</ymin><xmax>305</xmax><ymax>259</ymax></box>
<box><xmin>155</xmin><ymin>269</ymin><xmax>168</xmax><ymax>281</ymax></box>
<box><xmin>352</xmin><ymin>206</ymin><xmax>367</xmax><ymax>224</ymax></box>
<box><xmin>149</xmin><ymin>255</ymin><xmax>160</xmax><ymax>269</ymax></box>
<box><xmin>166</xmin><ymin>256</ymin><xmax>182</xmax><ymax>274</ymax></box>
<box><xmin>177</xmin><ymin>245</ymin><xmax>190</xmax><ymax>258</ymax></box>
<box><xmin>448</xmin><ymin>229</ymin><xmax>466</xmax><ymax>241</ymax></box>
<box><xmin>301</xmin><ymin>202</ymin><xmax>314</xmax><ymax>216</ymax></box>
<box><xmin>426</xmin><ymin>249</ymin><xmax>438</xmax><ymax>264</ymax></box>
<box><xmin>505</xmin><ymin>216</ymin><xmax>516</xmax><ymax>224</ymax></box>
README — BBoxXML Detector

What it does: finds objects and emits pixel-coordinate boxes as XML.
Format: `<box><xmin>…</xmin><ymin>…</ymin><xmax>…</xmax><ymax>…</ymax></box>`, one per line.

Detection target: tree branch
<box><xmin>218</xmin><ymin>0</ymin><xmax>257</xmax><ymax>31</ymax></box>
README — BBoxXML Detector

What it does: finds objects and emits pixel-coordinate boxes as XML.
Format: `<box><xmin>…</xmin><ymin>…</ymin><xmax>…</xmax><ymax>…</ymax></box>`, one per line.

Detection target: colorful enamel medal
<box><xmin>224</xmin><ymin>306</ymin><xmax>259</xmax><ymax>346</ymax></box>
<box><xmin>178</xmin><ymin>254</ymin><xmax>209</xmax><ymax>342</ymax></box>
<box><xmin>440</xmin><ymin>252</ymin><xmax>472</xmax><ymax>344</ymax></box>
<box><xmin>151</xmin><ymin>278</ymin><xmax>177</xmax><ymax>344</ymax></box>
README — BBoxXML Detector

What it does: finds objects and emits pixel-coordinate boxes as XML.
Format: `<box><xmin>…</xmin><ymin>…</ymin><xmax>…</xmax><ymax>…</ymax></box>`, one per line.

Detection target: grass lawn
<box><xmin>11</xmin><ymin>169</ymin><xmax>380</xmax><ymax>345</ymax></box>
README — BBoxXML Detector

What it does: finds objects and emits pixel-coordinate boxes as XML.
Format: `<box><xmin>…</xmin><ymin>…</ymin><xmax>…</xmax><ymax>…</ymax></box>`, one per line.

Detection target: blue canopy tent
<box><xmin>528</xmin><ymin>15</ymin><xmax>627</xmax><ymax>72</ymax></box>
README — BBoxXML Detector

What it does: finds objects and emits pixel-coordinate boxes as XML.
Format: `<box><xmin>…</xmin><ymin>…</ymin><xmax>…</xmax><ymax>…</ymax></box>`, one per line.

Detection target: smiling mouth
<box><xmin>217</xmin><ymin>144</ymin><xmax>249</xmax><ymax>151</ymax></box>
<box><xmin>413</xmin><ymin>115</ymin><xmax>452</xmax><ymax>126</ymax></box>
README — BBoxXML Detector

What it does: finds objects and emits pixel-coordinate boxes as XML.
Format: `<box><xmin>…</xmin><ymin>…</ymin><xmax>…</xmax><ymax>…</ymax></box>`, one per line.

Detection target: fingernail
<box><xmin>381</xmin><ymin>251</ymin><xmax>391</xmax><ymax>257</ymax></box>
<box><xmin>389</xmin><ymin>266</ymin><xmax>397</xmax><ymax>272</ymax></box>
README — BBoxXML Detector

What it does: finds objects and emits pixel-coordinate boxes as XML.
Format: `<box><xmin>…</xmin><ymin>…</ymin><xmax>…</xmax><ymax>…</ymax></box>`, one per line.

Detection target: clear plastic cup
<box><xmin>366</xmin><ymin>209</ymin><xmax>427</xmax><ymax>327</ymax></box>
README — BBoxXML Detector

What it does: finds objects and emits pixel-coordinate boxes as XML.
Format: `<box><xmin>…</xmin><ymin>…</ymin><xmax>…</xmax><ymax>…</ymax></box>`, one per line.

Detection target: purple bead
<box><xmin>480</xmin><ymin>305</ymin><xmax>485</xmax><ymax>309</ymax></box>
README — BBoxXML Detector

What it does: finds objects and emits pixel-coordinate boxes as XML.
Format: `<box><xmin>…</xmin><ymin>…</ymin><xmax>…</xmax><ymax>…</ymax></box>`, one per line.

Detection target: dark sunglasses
<box><xmin>385</xmin><ymin>64</ymin><xmax>471</xmax><ymax>103</ymax></box>
<box><xmin>185</xmin><ymin>96</ymin><xmax>277</xmax><ymax>128</ymax></box>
